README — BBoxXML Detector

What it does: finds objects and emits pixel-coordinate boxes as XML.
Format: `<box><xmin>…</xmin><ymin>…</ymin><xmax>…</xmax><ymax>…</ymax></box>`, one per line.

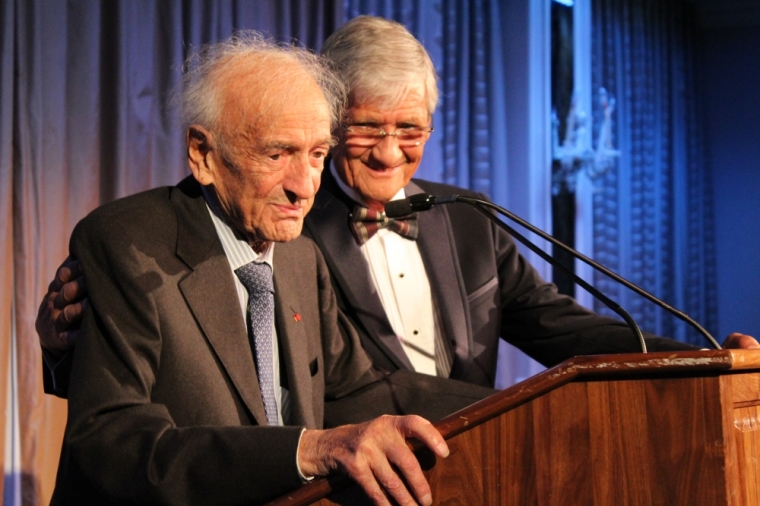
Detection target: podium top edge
<box><xmin>569</xmin><ymin>349</ymin><xmax>760</xmax><ymax>373</ymax></box>
<box><xmin>435</xmin><ymin>349</ymin><xmax>760</xmax><ymax>438</ymax></box>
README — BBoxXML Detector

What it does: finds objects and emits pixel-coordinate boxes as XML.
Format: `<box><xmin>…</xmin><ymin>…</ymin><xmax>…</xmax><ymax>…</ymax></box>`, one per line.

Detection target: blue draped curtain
<box><xmin>591</xmin><ymin>0</ymin><xmax>717</xmax><ymax>346</ymax></box>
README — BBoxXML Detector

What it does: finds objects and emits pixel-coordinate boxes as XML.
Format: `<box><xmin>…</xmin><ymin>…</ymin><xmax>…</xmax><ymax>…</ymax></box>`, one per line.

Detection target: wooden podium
<box><xmin>269</xmin><ymin>349</ymin><xmax>760</xmax><ymax>505</ymax></box>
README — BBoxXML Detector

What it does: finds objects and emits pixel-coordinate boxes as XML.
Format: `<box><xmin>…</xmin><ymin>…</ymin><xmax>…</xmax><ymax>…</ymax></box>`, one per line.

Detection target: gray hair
<box><xmin>321</xmin><ymin>16</ymin><xmax>439</xmax><ymax>116</ymax></box>
<box><xmin>178</xmin><ymin>31</ymin><xmax>346</xmax><ymax>159</ymax></box>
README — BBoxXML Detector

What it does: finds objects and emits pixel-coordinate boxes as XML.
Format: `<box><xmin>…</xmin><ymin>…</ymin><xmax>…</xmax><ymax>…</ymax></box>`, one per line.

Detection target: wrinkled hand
<box><xmin>298</xmin><ymin>415</ymin><xmax>448</xmax><ymax>506</ymax></box>
<box><xmin>723</xmin><ymin>332</ymin><xmax>760</xmax><ymax>350</ymax></box>
<box><xmin>35</xmin><ymin>257</ymin><xmax>87</xmax><ymax>355</ymax></box>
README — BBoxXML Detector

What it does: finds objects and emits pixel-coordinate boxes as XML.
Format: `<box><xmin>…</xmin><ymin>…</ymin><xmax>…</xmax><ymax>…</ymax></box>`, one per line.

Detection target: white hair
<box><xmin>178</xmin><ymin>31</ymin><xmax>346</xmax><ymax>160</ymax></box>
<box><xmin>321</xmin><ymin>16</ymin><xmax>439</xmax><ymax>116</ymax></box>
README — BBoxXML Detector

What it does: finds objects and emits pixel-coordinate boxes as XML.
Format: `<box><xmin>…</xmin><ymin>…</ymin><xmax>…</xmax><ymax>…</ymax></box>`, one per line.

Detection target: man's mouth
<box><xmin>366</xmin><ymin>164</ymin><xmax>402</xmax><ymax>174</ymax></box>
<box><xmin>273</xmin><ymin>204</ymin><xmax>304</xmax><ymax>217</ymax></box>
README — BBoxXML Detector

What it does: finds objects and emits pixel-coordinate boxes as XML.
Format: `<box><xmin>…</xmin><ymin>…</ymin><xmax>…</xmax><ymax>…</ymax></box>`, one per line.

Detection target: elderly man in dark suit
<box><xmin>48</xmin><ymin>33</ymin><xmax>494</xmax><ymax>506</ymax></box>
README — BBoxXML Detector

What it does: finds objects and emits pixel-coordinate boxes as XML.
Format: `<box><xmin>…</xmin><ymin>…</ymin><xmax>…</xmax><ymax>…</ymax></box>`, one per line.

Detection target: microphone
<box><xmin>384</xmin><ymin>194</ymin><xmax>459</xmax><ymax>218</ymax></box>
<box><xmin>385</xmin><ymin>193</ymin><xmax>722</xmax><ymax>351</ymax></box>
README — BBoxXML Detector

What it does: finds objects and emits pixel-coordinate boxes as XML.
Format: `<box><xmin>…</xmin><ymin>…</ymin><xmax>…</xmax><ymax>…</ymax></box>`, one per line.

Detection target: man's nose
<box><xmin>369</xmin><ymin>135</ymin><xmax>405</xmax><ymax>167</ymax></box>
<box><xmin>283</xmin><ymin>156</ymin><xmax>317</xmax><ymax>202</ymax></box>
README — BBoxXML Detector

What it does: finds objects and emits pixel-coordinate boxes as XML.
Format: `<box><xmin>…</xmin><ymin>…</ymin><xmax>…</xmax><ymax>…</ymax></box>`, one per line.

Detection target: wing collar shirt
<box><xmin>330</xmin><ymin>162</ymin><xmax>439</xmax><ymax>376</ymax></box>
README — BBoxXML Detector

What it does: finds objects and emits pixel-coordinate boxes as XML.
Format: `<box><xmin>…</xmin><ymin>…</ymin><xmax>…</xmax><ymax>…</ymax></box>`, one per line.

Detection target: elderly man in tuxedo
<box><xmin>301</xmin><ymin>16</ymin><xmax>758</xmax><ymax>384</ymax></box>
<box><xmin>47</xmin><ymin>33</ymin><xmax>498</xmax><ymax>506</ymax></box>
<box><xmin>40</xmin><ymin>18</ymin><xmax>757</xmax><ymax>400</ymax></box>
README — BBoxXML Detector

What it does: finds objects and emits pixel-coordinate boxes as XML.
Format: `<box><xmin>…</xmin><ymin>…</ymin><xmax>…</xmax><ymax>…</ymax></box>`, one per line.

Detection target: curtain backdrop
<box><xmin>2</xmin><ymin>1</ymin><xmax>542</xmax><ymax>504</ymax></box>
<box><xmin>591</xmin><ymin>0</ymin><xmax>717</xmax><ymax>346</ymax></box>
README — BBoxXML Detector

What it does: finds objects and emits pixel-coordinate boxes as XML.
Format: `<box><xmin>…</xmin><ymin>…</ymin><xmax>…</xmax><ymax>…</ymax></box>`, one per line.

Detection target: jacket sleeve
<box><xmin>55</xmin><ymin>213</ymin><xmax>305</xmax><ymax>506</ymax></box>
<box><xmin>42</xmin><ymin>349</ymin><xmax>72</xmax><ymax>398</ymax></box>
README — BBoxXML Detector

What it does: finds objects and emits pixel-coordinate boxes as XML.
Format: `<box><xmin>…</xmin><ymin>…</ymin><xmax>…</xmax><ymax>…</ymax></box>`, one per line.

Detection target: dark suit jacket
<box><xmin>51</xmin><ymin>177</ymin><xmax>492</xmax><ymax>505</ymax></box>
<box><xmin>303</xmin><ymin>171</ymin><xmax>697</xmax><ymax>388</ymax></box>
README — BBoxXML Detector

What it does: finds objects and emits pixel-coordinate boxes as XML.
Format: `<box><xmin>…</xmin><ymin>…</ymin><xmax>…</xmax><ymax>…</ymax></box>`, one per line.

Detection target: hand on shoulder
<box><xmin>36</xmin><ymin>257</ymin><xmax>88</xmax><ymax>357</ymax></box>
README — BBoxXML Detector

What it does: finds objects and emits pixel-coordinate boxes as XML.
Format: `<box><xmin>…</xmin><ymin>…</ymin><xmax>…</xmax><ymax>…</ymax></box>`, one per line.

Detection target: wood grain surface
<box><xmin>268</xmin><ymin>350</ymin><xmax>760</xmax><ymax>506</ymax></box>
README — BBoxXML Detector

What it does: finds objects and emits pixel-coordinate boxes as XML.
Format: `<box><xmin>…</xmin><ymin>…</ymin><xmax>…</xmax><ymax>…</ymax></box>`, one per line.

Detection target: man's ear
<box><xmin>187</xmin><ymin>125</ymin><xmax>216</xmax><ymax>186</ymax></box>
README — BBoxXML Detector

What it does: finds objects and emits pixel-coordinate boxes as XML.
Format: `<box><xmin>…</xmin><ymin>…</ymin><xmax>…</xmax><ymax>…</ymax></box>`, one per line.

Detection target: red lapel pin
<box><xmin>293</xmin><ymin>313</ymin><xmax>302</xmax><ymax>322</ymax></box>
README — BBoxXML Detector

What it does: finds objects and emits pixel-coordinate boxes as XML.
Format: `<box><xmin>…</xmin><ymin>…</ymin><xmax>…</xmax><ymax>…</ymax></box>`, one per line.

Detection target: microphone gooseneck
<box><xmin>385</xmin><ymin>193</ymin><xmax>722</xmax><ymax>351</ymax></box>
<box><xmin>464</xmin><ymin>202</ymin><xmax>647</xmax><ymax>352</ymax></box>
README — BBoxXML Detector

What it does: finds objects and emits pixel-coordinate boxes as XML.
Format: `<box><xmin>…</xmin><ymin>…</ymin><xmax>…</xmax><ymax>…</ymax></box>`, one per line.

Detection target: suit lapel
<box><xmin>171</xmin><ymin>177</ymin><xmax>269</xmax><ymax>426</ymax></box>
<box><xmin>271</xmin><ymin>242</ymin><xmax>317</xmax><ymax>428</ymax></box>
<box><xmin>406</xmin><ymin>181</ymin><xmax>473</xmax><ymax>373</ymax></box>
<box><xmin>305</xmin><ymin>173</ymin><xmax>414</xmax><ymax>371</ymax></box>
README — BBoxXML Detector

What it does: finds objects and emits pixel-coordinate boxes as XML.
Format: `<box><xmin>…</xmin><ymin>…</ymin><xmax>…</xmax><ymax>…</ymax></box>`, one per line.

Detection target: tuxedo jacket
<box><xmin>52</xmin><ymin>177</ymin><xmax>491</xmax><ymax>505</ymax></box>
<box><xmin>303</xmin><ymin>171</ymin><xmax>696</xmax><ymax>388</ymax></box>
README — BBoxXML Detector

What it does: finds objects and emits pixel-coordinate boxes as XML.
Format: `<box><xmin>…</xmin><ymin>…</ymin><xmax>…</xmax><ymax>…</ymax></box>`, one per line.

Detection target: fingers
<box><xmin>359</xmin><ymin>459</ymin><xmax>427</xmax><ymax>506</ymax></box>
<box><xmin>381</xmin><ymin>429</ymin><xmax>432</xmax><ymax>505</ymax></box>
<box><xmin>36</xmin><ymin>257</ymin><xmax>87</xmax><ymax>353</ymax></box>
<box><xmin>299</xmin><ymin>416</ymin><xmax>442</xmax><ymax>506</ymax></box>
<box><xmin>348</xmin><ymin>431</ymin><xmax>428</xmax><ymax>506</ymax></box>
<box><xmin>737</xmin><ymin>334</ymin><xmax>760</xmax><ymax>349</ymax></box>
<box><xmin>54</xmin><ymin>298</ymin><xmax>87</xmax><ymax>333</ymax></box>
<box><xmin>53</xmin><ymin>275</ymin><xmax>86</xmax><ymax>309</ymax></box>
<box><xmin>339</xmin><ymin>431</ymin><xmax>424</xmax><ymax>506</ymax></box>
<box><xmin>368</xmin><ymin>416</ymin><xmax>439</xmax><ymax>506</ymax></box>
<box><xmin>48</xmin><ymin>257</ymin><xmax>83</xmax><ymax>292</ymax></box>
<box><xmin>382</xmin><ymin>416</ymin><xmax>446</xmax><ymax>506</ymax></box>
<box><xmin>347</xmin><ymin>457</ymin><xmax>394</xmax><ymax>506</ymax></box>
<box><xmin>724</xmin><ymin>332</ymin><xmax>760</xmax><ymax>350</ymax></box>
<box><xmin>395</xmin><ymin>415</ymin><xmax>449</xmax><ymax>459</ymax></box>
<box><xmin>61</xmin><ymin>329</ymin><xmax>81</xmax><ymax>347</ymax></box>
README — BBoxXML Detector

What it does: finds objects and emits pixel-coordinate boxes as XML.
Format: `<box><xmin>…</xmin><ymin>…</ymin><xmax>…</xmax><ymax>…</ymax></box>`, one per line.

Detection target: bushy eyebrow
<box><xmin>261</xmin><ymin>141</ymin><xmax>295</xmax><ymax>152</ymax></box>
<box><xmin>350</xmin><ymin>115</ymin><xmax>429</xmax><ymax>127</ymax></box>
<box><xmin>260</xmin><ymin>136</ymin><xmax>335</xmax><ymax>152</ymax></box>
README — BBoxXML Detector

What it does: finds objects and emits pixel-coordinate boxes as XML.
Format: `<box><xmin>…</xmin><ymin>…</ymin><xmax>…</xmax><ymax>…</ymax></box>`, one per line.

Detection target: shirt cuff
<box><xmin>42</xmin><ymin>348</ymin><xmax>70</xmax><ymax>391</ymax></box>
<box><xmin>295</xmin><ymin>428</ymin><xmax>315</xmax><ymax>483</ymax></box>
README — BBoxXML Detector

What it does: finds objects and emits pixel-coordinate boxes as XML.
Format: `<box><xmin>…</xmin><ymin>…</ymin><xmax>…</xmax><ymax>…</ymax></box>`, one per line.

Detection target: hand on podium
<box><xmin>723</xmin><ymin>332</ymin><xmax>760</xmax><ymax>349</ymax></box>
<box><xmin>298</xmin><ymin>415</ymin><xmax>448</xmax><ymax>506</ymax></box>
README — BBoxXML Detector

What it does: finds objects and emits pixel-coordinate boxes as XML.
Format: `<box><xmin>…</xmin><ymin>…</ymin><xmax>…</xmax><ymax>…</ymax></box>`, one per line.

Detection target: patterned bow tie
<box><xmin>350</xmin><ymin>205</ymin><xmax>419</xmax><ymax>245</ymax></box>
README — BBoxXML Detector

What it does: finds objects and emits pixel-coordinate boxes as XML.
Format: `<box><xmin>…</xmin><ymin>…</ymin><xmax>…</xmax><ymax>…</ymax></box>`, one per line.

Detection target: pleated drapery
<box><xmin>590</xmin><ymin>0</ymin><xmax>717</xmax><ymax>346</ymax></box>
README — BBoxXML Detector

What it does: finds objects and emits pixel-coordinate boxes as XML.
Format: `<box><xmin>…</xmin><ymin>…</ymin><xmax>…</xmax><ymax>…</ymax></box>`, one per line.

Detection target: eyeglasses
<box><xmin>342</xmin><ymin>123</ymin><xmax>434</xmax><ymax>147</ymax></box>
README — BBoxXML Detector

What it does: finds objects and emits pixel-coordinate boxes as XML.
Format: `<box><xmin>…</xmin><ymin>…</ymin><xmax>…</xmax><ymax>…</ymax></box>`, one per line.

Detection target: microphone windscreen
<box><xmin>384</xmin><ymin>199</ymin><xmax>414</xmax><ymax>218</ymax></box>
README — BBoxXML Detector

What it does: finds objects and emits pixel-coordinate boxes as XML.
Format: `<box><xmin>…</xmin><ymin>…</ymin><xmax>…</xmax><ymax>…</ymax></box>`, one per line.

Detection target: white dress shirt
<box><xmin>331</xmin><ymin>164</ymin><xmax>438</xmax><ymax>375</ymax></box>
<box><xmin>204</xmin><ymin>191</ymin><xmax>290</xmax><ymax>425</ymax></box>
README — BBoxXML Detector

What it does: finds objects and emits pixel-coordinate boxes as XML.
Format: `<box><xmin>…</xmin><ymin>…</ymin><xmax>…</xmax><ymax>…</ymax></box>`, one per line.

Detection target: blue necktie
<box><xmin>235</xmin><ymin>262</ymin><xmax>279</xmax><ymax>426</ymax></box>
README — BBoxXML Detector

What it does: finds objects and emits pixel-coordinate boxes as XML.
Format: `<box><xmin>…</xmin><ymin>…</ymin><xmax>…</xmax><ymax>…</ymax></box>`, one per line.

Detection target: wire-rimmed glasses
<box><xmin>342</xmin><ymin>124</ymin><xmax>434</xmax><ymax>147</ymax></box>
